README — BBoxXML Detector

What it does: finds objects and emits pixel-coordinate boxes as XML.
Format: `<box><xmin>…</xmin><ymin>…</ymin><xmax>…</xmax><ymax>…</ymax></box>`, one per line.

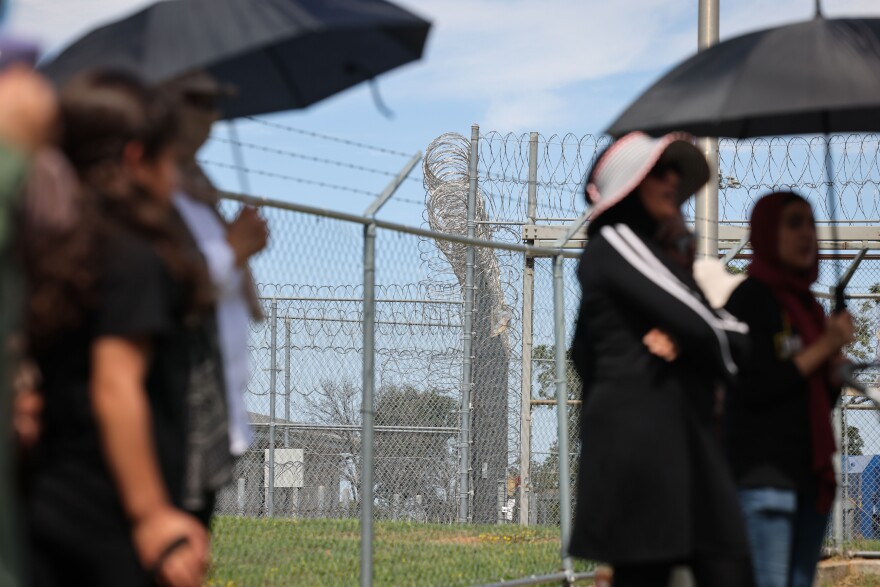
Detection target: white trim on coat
<box><xmin>614</xmin><ymin>224</ymin><xmax>748</xmax><ymax>335</ymax></box>
<box><xmin>600</xmin><ymin>224</ymin><xmax>741</xmax><ymax>376</ymax></box>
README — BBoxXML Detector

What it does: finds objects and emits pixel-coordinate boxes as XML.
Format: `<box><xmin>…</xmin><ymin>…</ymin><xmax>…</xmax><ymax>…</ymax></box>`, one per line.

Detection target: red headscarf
<box><xmin>748</xmin><ymin>192</ymin><xmax>836</xmax><ymax>513</ymax></box>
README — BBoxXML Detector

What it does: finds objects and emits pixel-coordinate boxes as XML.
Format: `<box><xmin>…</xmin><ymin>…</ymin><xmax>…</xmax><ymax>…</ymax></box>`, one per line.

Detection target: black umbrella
<box><xmin>607</xmin><ymin>7</ymin><xmax>880</xmax><ymax>310</ymax></box>
<box><xmin>40</xmin><ymin>0</ymin><xmax>431</xmax><ymax>119</ymax></box>
<box><xmin>606</xmin><ymin>15</ymin><xmax>880</xmax><ymax>138</ymax></box>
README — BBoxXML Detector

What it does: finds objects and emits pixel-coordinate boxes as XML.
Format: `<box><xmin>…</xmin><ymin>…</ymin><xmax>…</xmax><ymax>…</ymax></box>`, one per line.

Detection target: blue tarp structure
<box><xmin>843</xmin><ymin>455</ymin><xmax>880</xmax><ymax>539</ymax></box>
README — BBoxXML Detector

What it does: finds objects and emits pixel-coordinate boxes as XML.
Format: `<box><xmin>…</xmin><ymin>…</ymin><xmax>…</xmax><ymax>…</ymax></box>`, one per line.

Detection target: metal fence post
<box><xmin>358</xmin><ymin>151</ymin><xmax>421</xmax><ymax>587</ymax></box>
<box><xmin>696</xmin><ymin>0</ymin><xmax>719</xmax><ymax>259</ymax></box>
<box><xmin>843</xmin><ymin>403</ymin><xmax>850</xmax><ymax>549</ymax></box>
<box><xmin>520</xmin><ymin>131</ymin><xmax>538</xmax><ymax>526</ymax></box>
<box><xmin>267</xmin><ymin>298</ymin><xmax>278</xmax><ymax>518</ymax></box>
<box><xmin>285</xmin><ymin>317</ymin><xmax>291</xmax><ymax>448</ymax></box>
<box><xmin>549</xmin><ymin>215</ymin><xmax>589</xmax><ymax>582</ymax></box>
<box><xmin>361</xmin><ymin>222</ymin><xmax>377</xmax><ymax>587</ymax></box>
<box><xmin>459</xmin><ymin>124</ymin><xmax>479</xmax><ymax>523</ymax></box>
<box><xmin>358</xmin><ymin>152</ymin><xmax>421</xmax><ymax>586</ymax></box>
<box><xmin>833</xmin><ymin>404</ymin><xmax>844</xmax><ymax>551</ymax></box>
<box><xmin>553</xmin><ymin>253</ymin><xmax>574</xmax><ymax>579</ymax></box>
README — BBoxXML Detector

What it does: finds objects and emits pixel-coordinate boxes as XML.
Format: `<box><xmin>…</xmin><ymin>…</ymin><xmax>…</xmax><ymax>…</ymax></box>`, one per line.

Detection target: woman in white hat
<box><xmin>568</xmin><ymin>132</ymin><xmax>754</xmax><ymax>586</ymax></box>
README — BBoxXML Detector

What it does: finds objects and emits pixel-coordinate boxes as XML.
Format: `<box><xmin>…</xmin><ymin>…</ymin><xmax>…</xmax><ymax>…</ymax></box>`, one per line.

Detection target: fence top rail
<box><xmin>223</xmin><ymin>192</ymin><xmax>581</xmax><ymax>258</ymax></box>
<box><xmin>255</xmin><ymin>295</ymin><xmax>464</xmax><ymax>304</ymax></box>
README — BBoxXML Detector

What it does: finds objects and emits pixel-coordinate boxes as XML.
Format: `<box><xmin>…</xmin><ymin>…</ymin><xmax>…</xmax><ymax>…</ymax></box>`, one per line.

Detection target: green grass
<box><xmin>208</xmin><ymin>517</ymin><xmax>594</xmax><ymax>587</ymax></box>
<box><xmin>845</xmin><ymin>540</ymin><xmax>880</xmax><ymax>552</ymax></box>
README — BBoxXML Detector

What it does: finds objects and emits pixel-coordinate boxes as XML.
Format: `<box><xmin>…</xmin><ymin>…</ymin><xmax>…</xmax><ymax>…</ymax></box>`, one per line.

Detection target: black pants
<box><xmin>614</xmin><ymin>555</ymin><xmax>755</xmax><ymax>587</ymax></box>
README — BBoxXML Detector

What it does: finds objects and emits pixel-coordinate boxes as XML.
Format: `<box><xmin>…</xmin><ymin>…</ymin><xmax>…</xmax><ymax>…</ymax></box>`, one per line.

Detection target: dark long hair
<box><xmin>24</xmin><ymin>70</ymin><xmax>212</xmax><ymax>350</ymax></box>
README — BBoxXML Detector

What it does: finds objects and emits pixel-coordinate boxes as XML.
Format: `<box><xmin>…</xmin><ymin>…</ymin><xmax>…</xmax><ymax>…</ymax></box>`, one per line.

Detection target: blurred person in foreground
<box><xmin>22</xmin><ymin>70</ymin><xmax>214</xmax><ymax>587</ymax></box>
<box><xmin>0</xmin><ymin>61</ymin><xmax>58</xmax><ymax>587</ymax></box>
<box><xmin>724</xmin><ymin>191</ymin><xmax>854</xmax><ymax>587</ymax></box>
<box><xmin>161</xmin><ymin>70</ymin><xmax>267</xmax><ymax>460</ymax></box>
<box><xmin>568</xmin><ymin>132</ymin><xmax>754</xmax><ymax>586</ymax></box>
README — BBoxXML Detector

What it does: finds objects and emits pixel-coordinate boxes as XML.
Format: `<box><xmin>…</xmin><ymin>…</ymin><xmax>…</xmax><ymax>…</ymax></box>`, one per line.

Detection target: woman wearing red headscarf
<box><xmin>725</xmin><ymin>192</ymin><xmax>854</xmax><ymax>587</ymax></box>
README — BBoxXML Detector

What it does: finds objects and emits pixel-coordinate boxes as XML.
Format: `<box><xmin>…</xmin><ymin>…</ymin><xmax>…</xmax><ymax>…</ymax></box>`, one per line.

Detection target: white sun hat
<box><xmin>586</xmin><ymin>131</ymin><xmax>710</xmax><ymax>219</ymax></box>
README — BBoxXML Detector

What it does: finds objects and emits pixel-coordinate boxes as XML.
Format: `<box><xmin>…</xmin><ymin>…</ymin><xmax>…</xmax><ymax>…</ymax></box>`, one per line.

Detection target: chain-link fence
<box><xmin>197</xmin><ymin>125</ymin><xmax>880</xmax><ymax>585</ymax></box>
<box><xmin>206</xmin><ymin>192</ymin><xmax>590</xmax><ymax>587</ymax></box>
<box><xmin>831</xmin><ymin>258</ymin><xmax>880</xmax><ymax>555</ymax></box>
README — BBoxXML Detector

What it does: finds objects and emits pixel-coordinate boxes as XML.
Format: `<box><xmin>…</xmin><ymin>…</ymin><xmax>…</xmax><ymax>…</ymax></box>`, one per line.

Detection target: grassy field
<box><xmin>207</xmin><ymin>517</ymin><xmax>594</xmax><ymax>587</ymax></box>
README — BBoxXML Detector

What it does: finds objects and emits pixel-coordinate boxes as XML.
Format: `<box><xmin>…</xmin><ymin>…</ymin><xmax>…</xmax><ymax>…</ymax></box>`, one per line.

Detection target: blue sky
<box><xmin>12</xmin><ymin>0</ymin><xmax>880</xmax><ymax>226</ymax></box>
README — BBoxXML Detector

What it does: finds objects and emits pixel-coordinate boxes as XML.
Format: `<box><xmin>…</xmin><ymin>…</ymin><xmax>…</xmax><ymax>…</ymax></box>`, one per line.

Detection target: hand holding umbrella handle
<box><xmin>833</xmin><ymin>249</ymin><xmax>867</xmax><ymax>313</ymax></box>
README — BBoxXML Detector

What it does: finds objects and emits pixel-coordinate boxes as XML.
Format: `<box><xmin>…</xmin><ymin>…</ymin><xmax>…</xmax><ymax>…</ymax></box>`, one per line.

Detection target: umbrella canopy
<box><xmin>40</xmin><ymin>0</ymin><xmax>430</xmax><ymax>119</ymax></box>
<box><xmin>606</xmin><ymin>16</ymin><xmax>880</xmax><ymax>138</ymax></box>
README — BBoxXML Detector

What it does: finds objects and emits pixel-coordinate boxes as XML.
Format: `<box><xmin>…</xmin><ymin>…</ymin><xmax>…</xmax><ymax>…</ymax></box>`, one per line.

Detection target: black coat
<box><xmin>724</xmin><ymin>277</ymin><xmax>838</xmax><ymax>492</ymax></box>
<box><xmin>568</xmin><ymin>223</ymin><xmax>751</xmax><ymax>565</ymax></box>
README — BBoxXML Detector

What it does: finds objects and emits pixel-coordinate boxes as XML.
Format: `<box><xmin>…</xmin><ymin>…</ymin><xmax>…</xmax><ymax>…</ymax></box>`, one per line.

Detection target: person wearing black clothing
<box><xmin>724</xmin><ymin>191</ymin><xmax>854</xmax><ymax>587</ymax></box>
<box><xmin>22</xmin><ymin>71</ymin><xmax>214</xmax><ymax>587</ymax></box>
<box><xmin>568</xmin><ymin>132</ymin><xmax>754</xmax><ymax>587</ymax></box>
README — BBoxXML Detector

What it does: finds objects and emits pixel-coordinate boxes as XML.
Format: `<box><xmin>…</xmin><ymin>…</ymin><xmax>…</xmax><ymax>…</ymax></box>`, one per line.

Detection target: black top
<box><xmin>31</xmin><ymin>227</ymin><xmax>190</xmax><ymax>524</ymax></box>
<box><xmin>724</xmin><ymin>277</ymin><xmax>835</xmax><ymax>491</ymax></box>
<box><xmin>569</xmin><ymin>223</ymin><xmax>751</xmax><ymax>565</ymax></box>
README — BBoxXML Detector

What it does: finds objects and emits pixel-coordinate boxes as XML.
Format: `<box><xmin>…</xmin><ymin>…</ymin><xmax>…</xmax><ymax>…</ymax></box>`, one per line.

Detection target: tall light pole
<box><xmin>695</xmin><ymin>0</ymin><xmax>719</xmax><ymax>258</ymax></box>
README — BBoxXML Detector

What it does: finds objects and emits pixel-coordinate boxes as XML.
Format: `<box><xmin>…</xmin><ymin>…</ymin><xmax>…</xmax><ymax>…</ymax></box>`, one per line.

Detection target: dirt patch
<box><xmin>817</xmin><ymin>559</ymin><xmax>880</xmax><ymax>586</ymax></box>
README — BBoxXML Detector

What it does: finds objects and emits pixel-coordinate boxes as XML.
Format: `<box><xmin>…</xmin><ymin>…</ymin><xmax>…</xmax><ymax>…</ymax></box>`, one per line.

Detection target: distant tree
<box><xmin>303</xmin><ymin>381</ymin><xmax>460</xmax><ymax>521</ymax></box>
<box><xmin>845</xmin><ymin>298</ymin><xmax>877</xmax><ymax>362</ymax></box>
<box><xmin>846</xmin><ymin>424</ymin><xmax>865</xmax><ymax>456</ymax></box>
<box><xmin>302</xmin><ymin>380</ymin><xmax>362</xmax><ymax>501</ymax></box>
<box><xmin>530</xmin><ymin>345</ymin><xmax>581</xmax><ymax>524</ymax></box>
<box><xmin>532</xmin><ymin>345</ymin><xmax>581</xmax><ymax>448</ymax></box>
<box><xmin>374</xmin><ymin>384</ymin><xmax>458</xmax><ymax>522</ymax></box>
<box><xmin>532</xmin><ymin>344</ymin><xmax>580</xmax><ymax>402</ymax></box>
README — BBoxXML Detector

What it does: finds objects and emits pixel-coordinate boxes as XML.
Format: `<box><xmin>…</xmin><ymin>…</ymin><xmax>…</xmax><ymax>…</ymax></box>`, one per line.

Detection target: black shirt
<box><xmin>32</xmin><ymin>227</ymin><xmax>190</xmax><ymax>522</ymax></box>
<box><xmin>724</xmin><ymin>277</ymin><xmax>815</xmax><ymax>490</ymax></box>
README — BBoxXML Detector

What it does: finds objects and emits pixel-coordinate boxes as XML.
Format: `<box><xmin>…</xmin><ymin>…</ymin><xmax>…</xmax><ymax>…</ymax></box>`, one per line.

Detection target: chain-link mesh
<box><xmin>208</xmin><ymin>209</ymin><xmax>368</xmax><ymax>585</ymax></box>
<box><xmin>839</xmin><ymin>400</ymin><xmax>880</xmax><ymax>551</ymax></box>
<box><xmin>836</xmin><ymin>259</ymin><xmax>880</xmax><ymax>554</ymax></box>
<box><xmin>200</xmin><ymin>128</ymin><xmax>880</xmax><ymax>585</ymax></box>
<box><xmin>522</xmin><ymin>257</ymin><xmax>581</xmax><ymax>529</ymax></box>
<box><xmin>205</xmin><ymin>199</ymin><xmax>588</xmax><ymax>586</ymax></box>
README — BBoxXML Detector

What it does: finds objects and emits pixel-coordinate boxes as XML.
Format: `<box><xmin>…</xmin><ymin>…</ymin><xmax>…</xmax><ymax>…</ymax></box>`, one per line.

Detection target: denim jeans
<box><xmin>738</xmin><ymin>488</ymin><xmax>829</xmax><ymax>587</ymax></box>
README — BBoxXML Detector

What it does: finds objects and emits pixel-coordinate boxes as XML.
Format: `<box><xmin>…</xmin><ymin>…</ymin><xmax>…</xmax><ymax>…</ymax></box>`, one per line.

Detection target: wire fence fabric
<box><xmin>202</xmin><ymin>128</ymin><xmax>880</xmax><ymax>585</ymax></box>
<box><xmin>206</xmin><ymin>203</ymin><xmax>582</xmax><ymax>587</ymax></box>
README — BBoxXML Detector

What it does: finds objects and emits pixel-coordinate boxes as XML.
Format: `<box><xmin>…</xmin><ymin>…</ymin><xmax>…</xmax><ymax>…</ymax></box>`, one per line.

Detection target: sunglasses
<box><xmin>183</xmin><ymin>92</ymin><xmax>219</xmax><ymax>112</ymax></box>
<box><xmin>648</xmin><ymin>161</ymin><xmax>683</xmax><ymax>178</ymax></box>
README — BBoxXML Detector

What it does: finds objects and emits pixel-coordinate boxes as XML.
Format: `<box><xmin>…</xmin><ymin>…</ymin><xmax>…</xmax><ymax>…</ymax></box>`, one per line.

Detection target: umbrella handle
<box><xmin>835</xmin><ymin>287</ymin><xmax>847</xmax><ymax>313</ymax></box>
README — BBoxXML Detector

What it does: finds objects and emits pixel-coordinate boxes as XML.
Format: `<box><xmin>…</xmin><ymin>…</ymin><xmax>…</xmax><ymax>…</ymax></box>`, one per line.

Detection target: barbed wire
<box><xmin>243</xmin><ymin>117</ymin><xmax>413</xmax><ymax>157</ymax></box>
<box><xmin>199</xmin><ymin>159</ymin><xmax>426</xmax><ymax>207</ymax></box>
<box><xmin>469</xmin><ymin>131</ymin><xmax>880</xmax><ymax>225</ymax></box>
<box><xmin>210</xmin><ymin>136</ymin><xmax>422</xmax><ymax>183</ymax></box>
